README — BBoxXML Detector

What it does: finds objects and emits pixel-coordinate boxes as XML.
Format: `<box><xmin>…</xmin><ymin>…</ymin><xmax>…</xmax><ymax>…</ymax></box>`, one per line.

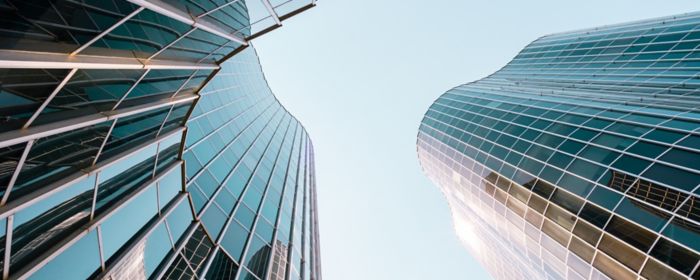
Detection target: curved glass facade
<box><xmin>418</xmin><ymin>12</ymin><xmax>700</xmax><ymax>280</ymax></box>
<box><xmin>0</xmin><ymin>0</ymin><xmax>321</xmax><ymax>280</ymax></box>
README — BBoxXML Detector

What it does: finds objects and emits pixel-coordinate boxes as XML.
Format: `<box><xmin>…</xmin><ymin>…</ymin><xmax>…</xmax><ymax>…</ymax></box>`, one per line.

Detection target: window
<box><xmin>605</xmin><ymin>216</ymin><xmax>656</xmax><ymax>252</ymax></box>
<box><xmin>557</xmin><ymin>174</ymin><xmax>594</xmax><ymax>196</ymax></box>
<box><xmin>650</xmin><ymin>237</ymin><xmax>700</xmax><ymax>275</ymax></box>
<box><xmin>550</xmin><ymin>189</ymin><xmax>584</xmax><ymax>214</ymax></box>
<box><xmin>614</xmin><ymin>196</ymin><xmax>670</xmax><ymax>232</ymax></box>
<box><xmin>598</xmin><ymin>234</ymin><xmax>645</xmax><ymax>271</ymax></box>
<box><xmin>643</xmin><ymin>163</ymin><xmax>700</xmax><ymax>192</ymax></box>
<box><xmin>662</xmin><ymin>217</ymin><xmax>700</xmax><ymax>252</ymax></box>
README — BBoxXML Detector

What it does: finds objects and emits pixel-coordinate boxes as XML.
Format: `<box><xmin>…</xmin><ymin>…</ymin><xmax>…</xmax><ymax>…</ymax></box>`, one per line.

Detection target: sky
<box><xmin>253</xmin><ymin>1</ymin><xmax>699</xmax><ymax>279</ymax></box>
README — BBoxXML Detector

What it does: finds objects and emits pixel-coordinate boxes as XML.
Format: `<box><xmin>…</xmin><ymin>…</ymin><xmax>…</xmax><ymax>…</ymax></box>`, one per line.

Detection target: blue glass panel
<box><xmin>614</xmin><ymin>197</ymin><xmax>670</xmax><ymax>232</ymax></box>
<box><xmin>101</xmin><ymin>186</ymin><xmax>158</xmax><ymax>259</ymax></box>
<box><xmin>662</xmin><ymin>217</ymin><xmax>700</xmax><ymax>252</ymax></box>
<box><xmin>11</xmin><ymin>175</ymin><xmax>95</xmax><ymax>273</ymax></box>
<box><xmin>159</xmin><ymin>168</ymin><xmax>183</xmax><ymax>210</ymax></box>
<box><xmin>166</xmin><ymin>199</ymin><xmax>193</xmax><ymax>244</ymax></box>
<box><xmin>29</xmin><ymin>231</ymin><xmax>100</xmax><ymax>280</ymax></box>
<box><xmin>244</xmin><ymin>236</ymin><xmax>271</xmax><ymax>278</ymax></box>
<box><xmin>144</xmin><ymin>222</ymin><xmax>172</xmax><ymax>278</ymax></box>
<box><xmin>201</xmin><ymin>205</ymin><xmax>227</xmax><ymax>240</ymax></box>
<box><xmin>221</xmin><ymin>221</ymin><xmax>249</xmax><ymax>262</ymax></box>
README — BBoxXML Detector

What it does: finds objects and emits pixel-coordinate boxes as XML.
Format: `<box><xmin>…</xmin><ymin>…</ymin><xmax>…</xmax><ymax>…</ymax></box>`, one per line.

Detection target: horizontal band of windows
<box><xmin>0</xmin><ymin>128</ymin><xmax>184</xmax><ymax>220</ymax></box>
<box><xmin>0</xmin><ymin>93</ymin><xmax>196</xmax><ymax>149</ymax></box>
<box><xmin>11</xmin><ymin>160</ymin><xmax>182</xmax><ymax>279</ymax></box>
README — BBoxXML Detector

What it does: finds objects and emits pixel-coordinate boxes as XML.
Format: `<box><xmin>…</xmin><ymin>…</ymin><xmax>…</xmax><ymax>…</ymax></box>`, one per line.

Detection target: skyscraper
<box><xmin>0</xmin><ymin>1</ymin><xmax>321</xmax><ymax>280</ymax></box>
<box><xmin>418</xmin><ymin>12</ymin><xmax>700</xmax><ymax>280</ymax></box>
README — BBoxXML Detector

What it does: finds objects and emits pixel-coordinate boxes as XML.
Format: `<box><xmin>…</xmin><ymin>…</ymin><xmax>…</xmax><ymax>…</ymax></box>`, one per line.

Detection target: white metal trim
<box><xmin>3</xmin><ymin>216</ymin><xmax>13</xmax><ymax>280</ymax></box>
<box><xmin>0</xmin><ymin>49</ymin><xmax>218</xmax><ymax>70</ymax></box>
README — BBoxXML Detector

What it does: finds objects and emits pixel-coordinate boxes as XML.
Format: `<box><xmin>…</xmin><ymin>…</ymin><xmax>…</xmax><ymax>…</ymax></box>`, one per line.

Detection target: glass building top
<box><xmin>0</xmin><ymin>0</ymin><xmax>321</xmax><ymax>279</ymax></box>
<box><xmin>419</xmin><ymin>11</ymin><xmax>700</xmax><ymax>280</ymax></box>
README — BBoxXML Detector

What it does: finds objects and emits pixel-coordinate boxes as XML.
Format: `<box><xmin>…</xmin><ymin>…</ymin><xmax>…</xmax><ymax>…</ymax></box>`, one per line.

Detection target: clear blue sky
<box><xmin>254</xmin><ymin>1</ymin><xmax>698</xmax><ymax>279</ymax></box>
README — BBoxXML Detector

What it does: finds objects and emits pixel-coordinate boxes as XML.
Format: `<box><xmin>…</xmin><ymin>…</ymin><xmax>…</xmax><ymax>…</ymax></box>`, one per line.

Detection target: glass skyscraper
<box><xmin>418</xmin><ymin>12</ymin><xmax>700</xmax><ymax>280</ymax></box>
<box><xmin>0</xmin><ymin>1</ymin><xmax>321</xmax><ymax>280</ymax></box>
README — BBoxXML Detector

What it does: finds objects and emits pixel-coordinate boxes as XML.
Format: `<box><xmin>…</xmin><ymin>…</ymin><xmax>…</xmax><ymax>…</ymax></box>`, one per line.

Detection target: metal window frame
<box><xmin>0</xmin><ymin>49</ymin><xmax>218</xmax><ymax>70</ymax></box>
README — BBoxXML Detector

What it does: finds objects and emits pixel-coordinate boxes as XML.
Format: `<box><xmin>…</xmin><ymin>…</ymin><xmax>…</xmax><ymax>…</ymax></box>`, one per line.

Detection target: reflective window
<box><xmin>641</xmin><ymin>258</ymin><xmax>686</xmax><ymax>280</ymax></box>
<box><xmin>643</xmin><ymin>129</ymin><xmax>684</xmax><ymax>144</ymax></box>
<box><xmin>545</xmin><ymin>204</ymin><xmax>576</xmax><ymax>230</ymax></box>
<box><xmin>557</xmin><ymin>174</ymin><xmax>594</xmax><ymax>196</ymax></box>
<box><xmin>605</xmin><ymin>216</ymin><xmax>656</xmax><ymax>252</ymax></box>
<box><xmin>593</xmin><ymin>252</ymin><xmax>636</xmax><ymax>280</ymax></box>
<box><xmin>159</xmin><ymin>168</ymin><xmax>183</xmax><ymax>210</ymax></box>
<box><xmin>166</xmin><ymin>199</ymin><xmax>193</xmax><ymax>243</ymax></box>
<box><xmin>221</xmin><ymin>221</ymin><xmax>248</xmax><ymax>262</ymax></box>
<box><xmin>143</xmin><ymin>222</ymin><xmax>172</xmax><ymax>278</ymax></box>
<box><xmin>598</xmin><ymin>234</ymin><xmax>645</xmax><ymax>271</ymax></box>
<box><xmin>201</xmin><ymin>205</ymin><xmax>227</xmax><ymax>240</ymax></box>
<box><xmin>206</xmin><ymin>251</ymin><xmax>239</xmax><ymax>279</ymax></box>
<box><xmin>643</xmin><ymin>163</ymin><xmax>700</xmax><ymax>192</ymax></box>
<box><xmin>614</xmin><ymin>196</ymin><xmax>669</xmax><ymax>232</ymax></box>
<box><xmin>626</xmin><ymin>140</ymin><xmax>667</xmax><ymax>159</ymax></box>
<box><xmin>97</xmin><ymin>107</ymin><xmax>170</xmax><ymax>163</ymax></box>
<box><xmin>659</xmin><ymin>148</ymin><xmax>700</xmax><ymax>171</ymax></box>
<box><xmin>101</xmin><ymin>186</ymin><xmax>158</xmax><ymax>259</ymax></box>
<box><xmin>662</xmin><ymin>217</ymin><xmax>700</xmax><ymax>252</ymax></box>
<box><xmin>244</xmin><ymin>236</ymin><xmax>271</xmax><ymax>279</ymax></box>
<box><xmin>94</xmin><ymin>144</ymin><xmax>158</xmax><ymax>215</ymax></box>
<box><xmin>578</xmin><ymin>203</ymin><xmax>610</xmax><ymax>228</ymax></box>
<box><xmin>89</xmin><ymin>9</ymin><xmax>191</xmax><ymax>59</ymax></box>
<box><xmin>188</xmin><ymin>227</ymin><xmax>215</xmax><ymax>271</ymax></box>
<box><xmin>8</xmin><ymin>122</ymin><xmax>110</xmax><ymax>201</ymax></box>
<box><xmin>11</xmin><ymin>176</ymin><xmax>95</xmax><ymax>273</ymax></box>
<box><xmin>611</xmin><ymin>155</ymin><xmax>650</xmax><ymax>175</ymax></box>
<box><xmin>568</xmin><ymin>236</ymin><xmax>594</xmax><ymax>262</ymax></box>
<box><xmin>550</xmin><ymin>189</ymin><xmax>583</xmax><ymax>214</ymax></box>
<box><xmin>650</xmin><ymin>237</ymin><xmax>699</xmax><ymax>275</ymax></box>
<box><xmin>0</xmin><ymin>1</ymin><xmax>139</xmax><ymax>52</ymax></box>
<box><xmin>33</xmin><ymin>69</ymin><xmax>145</xmax><ymax>125</ymax></box>
<box><xmin>28</xmin><ymin>231</ymin><xmax>100</xmax><ymax>280</ymax></box>
<box><xmin>530</xmin><ymin>179</ymin><xmax>555</xmax><ymax>199</ymax></box>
